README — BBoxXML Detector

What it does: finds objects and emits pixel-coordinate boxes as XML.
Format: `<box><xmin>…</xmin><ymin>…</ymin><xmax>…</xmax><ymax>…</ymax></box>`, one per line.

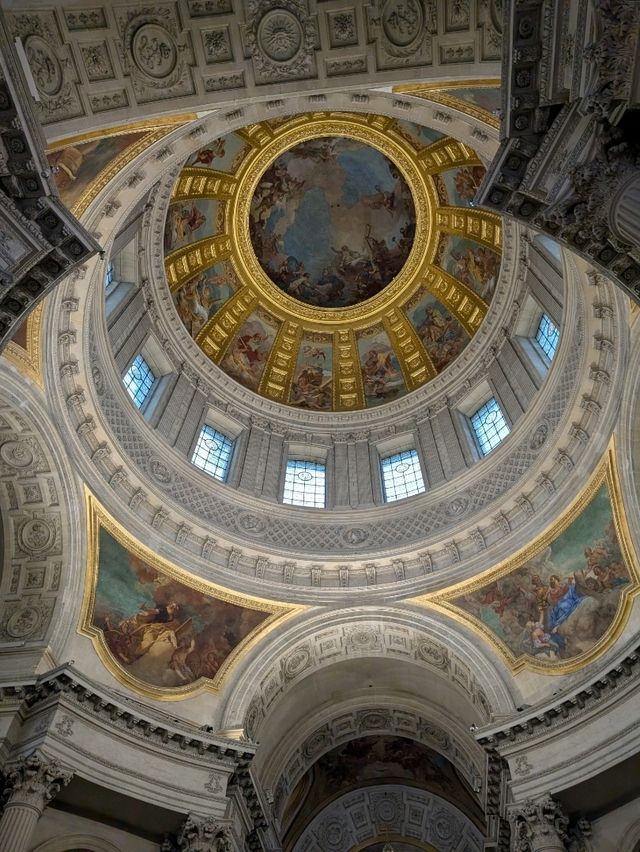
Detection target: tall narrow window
<box><xmin>283</xmin><ymin>460</ymin><xmax>326</xmax><ymax>508</ymax></box>
<box><xmin>191</xmin><ymin>424</ymin><xmax>235</xmax><ymax>482</ymax></box>
<box><xmin>535</xmin><ymin>313</ymin><xmax>559</xmax><ymax>361</ymax></box>
<box><xmin>381</xmin><ymin>449</ymin><xmax>425</xmax><ymax>502</ymax></box>
<box><xmin>471</xmin><ymin>397</ymin><xmax>510</xmax><ymax>456</ymax></box>
<box><xmin>123</xmin><ymin>354</ymin><xmax>156</xmax><ymax>409</ymax></box>
<box><xmin>105</xmin><ymin>262</ymin><xmax>114</xmax><ymax>287</ymax></box>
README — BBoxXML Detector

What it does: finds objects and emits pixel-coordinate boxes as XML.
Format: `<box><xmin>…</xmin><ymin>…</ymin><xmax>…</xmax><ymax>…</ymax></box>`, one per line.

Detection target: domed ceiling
<box><xmin>163</xmin><ymin>112</ymin><xmax>502</xmax><ymax>411</ymax></box>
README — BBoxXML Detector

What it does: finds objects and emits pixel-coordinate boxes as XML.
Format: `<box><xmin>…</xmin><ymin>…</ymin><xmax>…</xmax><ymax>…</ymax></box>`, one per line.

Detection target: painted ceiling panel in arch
<box><xmin>426</xmin><ymin>459</ymin><xmax>640</xmax><ymax>673</ymax></box>
<box><xmin>83</xmin><ymin>518</ymin><xmax>288</xmax><ymax>697</ymax></box>
<box><xmin>161</xmin><ymin>112</ymin><xmax>501</xmax><ymax>410</ymax></box>
<box><xmin>282</xmin><ymin>736</ymin><xmax>484</xmax><ymax>846</ymax></box>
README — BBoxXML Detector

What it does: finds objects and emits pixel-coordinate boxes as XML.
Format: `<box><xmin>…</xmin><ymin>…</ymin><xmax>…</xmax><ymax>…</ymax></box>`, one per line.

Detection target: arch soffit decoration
<box><xmin>32</xmin><ymin>836</ymin><xmax>122</xmax><ymax>852</ymax></box>
<box><xmin>217</xmin><ymin>605</ymin><xmax>521</xmax><ymax>734</ymax></box>
<box><xmin>0</xmin><ymin>368</ymin><xmax>85</xmax><ymax>665</ymax></box>
<box><xmin>256</xmin><ymin>698</ymin><xmax>485</xmax><ymax>819</ymax></box>
<box><xmin>291</xmin><ymin>784</ymin><xmax>484</xmax><ymax>852</ymax></box>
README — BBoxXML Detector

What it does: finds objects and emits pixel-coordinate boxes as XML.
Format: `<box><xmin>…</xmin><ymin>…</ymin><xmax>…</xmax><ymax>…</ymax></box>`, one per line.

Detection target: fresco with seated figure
<box><xmin>392</xmin><ymin>118</ymin><xmax>445</xmax><ymax>151</ymax></box>
<box><xmin>290</xmin><ymin>332</ymin><xmax>333</xmax><ymax>411</ymax></box>
<box><xmin>89</xmin><ymin>527</ymin><xmax>272</xmax><ymax>690</ymax></box>
<box><xmin>173</xmin><ymin>260</ymin><xmax>239</xmax><ymax>339</ymax></box>
<box><xmin>164</xmin><ymin>198</ymin><xmax>221</xmax><ymax>253</ymax></box>
<box><xmin>407</xmin><ymin>288</ymin><xmax>470</xmax><ymax>372</ymax></box>
<box><xmin>249</xmin><ymin>136</ymin><xmax>416</xmax><ymax>308</ymax></box>
<box><xmin>357</xmin><ymin>326</ymin><xmax>407</xmax><ymax>407</ymax></box>
<box><xmin>447</xmin><ymin>482</ymin><xmax>635</xmax><ymax>666</ymax></box>
<box><xmin>436</xmin><ymin>234</ymin><xmax>500</xmax><ymax>303</ymax></box>
<box><xmin>220</xmin><ymin>310</ymin><xmax>280</xmax><ymax>392</ymax></box>
<box><xmin>185</xmin><ymin>132</ymin><xmax>250</xmax><ymax>173</ymax></box>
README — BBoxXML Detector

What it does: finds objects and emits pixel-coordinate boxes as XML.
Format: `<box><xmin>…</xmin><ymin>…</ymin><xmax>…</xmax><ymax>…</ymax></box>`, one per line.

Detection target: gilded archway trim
<box><xmin>411</xmin><ymin>441</ymin><xmax>640</xmax><ymax>675</ymax></box>
<box><xmin>80</xmin><ymin>491</ymin><xmax>304</xmax><ymax>701</ymax></box>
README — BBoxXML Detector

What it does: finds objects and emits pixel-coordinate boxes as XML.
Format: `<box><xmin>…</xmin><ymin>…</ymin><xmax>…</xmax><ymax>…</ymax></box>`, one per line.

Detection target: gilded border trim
<box><xmin>394</xmin><ymin>80</ymin><xmax>501</xmax><ymax>130</ymax></box>
<box><xmin>411</xmin><ymin>441</ymin><xmax>640</xmax><ymax>674</ymax></box>
<box><xmin>3</xmin><ymin>302</ymin><xmax>44</xmax><ymax>389</ymax></box>
<box><xmin>80</xmin><ymin>491</ymin><xmax>304</xmax><ymax>701</ymax></box>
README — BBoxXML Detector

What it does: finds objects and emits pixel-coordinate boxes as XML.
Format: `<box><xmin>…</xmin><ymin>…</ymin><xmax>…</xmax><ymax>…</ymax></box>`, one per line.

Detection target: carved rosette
<box><xmin>2</xmin><ymin>753</ymin><xmax>73</xmax><ymax>812</ymax></box>
<box><xmin>244</xmin><ymin>0</ymin><xmax>317</xmax><ymax>84</ymax></box>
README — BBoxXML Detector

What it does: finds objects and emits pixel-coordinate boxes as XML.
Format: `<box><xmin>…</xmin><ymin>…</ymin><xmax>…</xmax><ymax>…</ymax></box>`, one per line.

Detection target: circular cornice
<box><xmin>231</xmin><ymin>116</ymin><xmax>433</xmax><ymax>326</ymax></box>
<box><xmin>42</xmin><ymin>92</ymin><xmax>627</xmax><ymax>605</ymax></box>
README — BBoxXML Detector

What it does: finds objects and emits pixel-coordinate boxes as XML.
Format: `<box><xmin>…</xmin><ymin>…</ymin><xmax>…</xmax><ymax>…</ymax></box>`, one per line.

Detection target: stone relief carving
<box><xmin>115</xmin><ymin>5</ymin><xmax>195</xmax><ymax>102</ymax></box>
<box><xmin>8</xmin><ymin>11</ymin><xmax>83</xmax><ymax>123</ymax></box>
<box><xmin>243</xmin><ymin>0</ymin><xmax>317</xmax><ymax>84</ymax></box>
<box><xmin>173</xmin><ymin>814</ymin><xmax>233</xmax><ymax>852</ymax></box>
<box><xmin>2</xmin><ymin>752</ymin><xmax>73</xmax><ymax>810</ymax></box>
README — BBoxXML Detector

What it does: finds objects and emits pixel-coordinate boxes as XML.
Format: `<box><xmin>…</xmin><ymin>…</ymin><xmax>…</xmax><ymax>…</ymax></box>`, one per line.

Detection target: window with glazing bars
<box><xmin>471</xmin><ymin>397</ymin><xmax>510</xmax><ymax>456</ymax></box>
<box><xmin>282</xmin><ymin>460</ymin><xmax>326</xmax><ymax>508</ymax></box>
<box><xmin>381</xmin><ymin>449</ymin><xmax>425</xmax><ymax>502</ymax></box>
<box><xmin>123</xmin><ymin>354</ymin><xmax>156</xmax><ymax>409</ymax></box>
<box><xmin>191</xmin><ymin>425</ymin><xmax>235</xmax><ymax>482</ymax></box>
<box><xmin>535</xmin><ymin>313</ymin><xmax>559</xmax><ymax>361</ymax></box>
<box><xmin>105</xmin><ymin>262</ymin><xmax>114</xmax><ymax>287</ymax></box>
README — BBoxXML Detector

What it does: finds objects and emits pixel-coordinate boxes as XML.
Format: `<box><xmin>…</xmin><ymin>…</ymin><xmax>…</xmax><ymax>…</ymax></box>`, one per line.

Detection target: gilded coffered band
<box><xmin>412</xmin><ymin>443</ymin><xmax>640</xmax><ymax>675</ymax></box>
<box><xmin>80</xmin><ymin>492</ymin><xmax>303</xmax><ymax>700</ymax></box>
<box><xmin>163</xmin><ymin>111</ymin><xmax>499</xmax><ymax>411</ymax></box>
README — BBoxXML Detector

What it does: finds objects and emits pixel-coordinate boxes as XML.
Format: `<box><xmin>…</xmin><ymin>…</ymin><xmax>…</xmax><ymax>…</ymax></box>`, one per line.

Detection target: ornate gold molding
<box><xmin>259</xmin><ymin>319</ymin><xmax>302</xmax><ymax>403</ymax></box>
<box><xmin>2</xmin><ymin>302</ymin><xmax>44</xmax><ymax>389</ymax></box>
<box><xmin>383</xmin><ymin>306</ymin><xmax>437</xmax><ymax>387</ymax></box>
<box><xmin>423</xmin><ymin>266</ymin><xmax>488</xmax><ymax>335</ymax></box>
<box><xmin>197</xmin><ymin>286</ymin><xmax>258</xmax><ymax>361</ymax></box>
<box><xmin>418</xmin><ymin>137</ymin><xmax>482</xmax><ymax>172</ymax></box>
<box><xmin>165</xmin><ymin>234</ymin><xmax>233</xmax><ymax>291</ymax></box>
<box><xmin>171</xmin><ymin>168</ymin><xmax>238</xmax><ymax>201</ymax></box>
<box><xmin>436</xmin><ymin>208</ymin><xmax>502</xmax><ymax>252</ymax></box>
<box><xmin>394</xmin><ymin>80</ymin><xmax>501</xmax><ymax>130</ymax></box>
<box><xmin>411</xmin><ymin>442</ymin><xmax>640</xmax><ymax>675</ymax></box>
<box><xmin>80</xmin><ymin>491</ymin><xmax>303</xmax><ymax>701</ymax></box>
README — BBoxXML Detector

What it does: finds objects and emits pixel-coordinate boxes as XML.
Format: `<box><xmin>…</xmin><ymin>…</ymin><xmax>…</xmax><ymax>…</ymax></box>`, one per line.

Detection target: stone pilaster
<box><xmin>0</xmin><ymin>752</ymin><xmax>73</xmax><ymax>852</ymax></box>
<box><xmin>508</xmin><ymin>795</ymin><xmax>569</xmax><ymax>852</ymax></box>
<box><xmin>174</xmin><ymin>814</ymin><xmax>234</xmax><ymax>852</ymax></box>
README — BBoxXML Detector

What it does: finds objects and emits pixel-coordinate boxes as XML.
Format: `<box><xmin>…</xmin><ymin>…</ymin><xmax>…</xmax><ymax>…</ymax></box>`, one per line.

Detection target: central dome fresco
<box><xmin>163</xmin><ymin>112</ymin><xmax>502</xmax><ymax>411</ymax></box>
<box><xmin>248</xmin><ymin>137</ymin><xmax>416</xmax><ymax>308</ymax></box>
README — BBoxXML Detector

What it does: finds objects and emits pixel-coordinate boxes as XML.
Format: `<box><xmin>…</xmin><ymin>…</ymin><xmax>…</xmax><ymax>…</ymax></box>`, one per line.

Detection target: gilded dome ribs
<box><xmin>162</xmin><ymin>113</ymin><xmax>501</xmax><ymax>410</ymax></box>
<box><xmin>165</xmin><ymin>234</ymin><xmax>233</xmax><ymax>292</ymax></box>
<box><xmin>259</xmin><ymin>320</ymin><xmax>302</xmax><ymax>403</ymax></box>
<box><xmin>171</xmin><ymin>167</ymin><xmax>238</xmax><ymax>201</ymax></box>
<box><xmin>382</xmin><ymin>309</ymin><xmax>437</xmax><ymax>387</ymax></box>
<box><xmin>423</xmin><ymin>266</ymin><xmax>488</xmax><ymax>336</ymax></box>
<box><xmin>418</xmin><ymin>137</ymin><xmax>482</xmax><ymax>173</ymax></box>
<box><xmin>436</xmin><ymin>207</ymin><xmax>502</xmax><ymax>253</ymax></box>
<box><xmin>196</xmin><ymin>286</ymin><xmax>258</xmax><ymax>362</ymax></box>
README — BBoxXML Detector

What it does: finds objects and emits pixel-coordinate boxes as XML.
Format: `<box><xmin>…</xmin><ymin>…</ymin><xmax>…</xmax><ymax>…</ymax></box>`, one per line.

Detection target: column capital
<box><xmin>2</xmin><ymin>752</ymin><xmax>73</xmax><ymax>813</ymax></box>
<box><xmin>508</xmin><ymin>794</ymin><xmax>569</xmax><ymax>851</ymax></box>
<box><xmin>173</xmin><ymin>814</ymin><xmax>233</xmax><ymax>852</ymax></box>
